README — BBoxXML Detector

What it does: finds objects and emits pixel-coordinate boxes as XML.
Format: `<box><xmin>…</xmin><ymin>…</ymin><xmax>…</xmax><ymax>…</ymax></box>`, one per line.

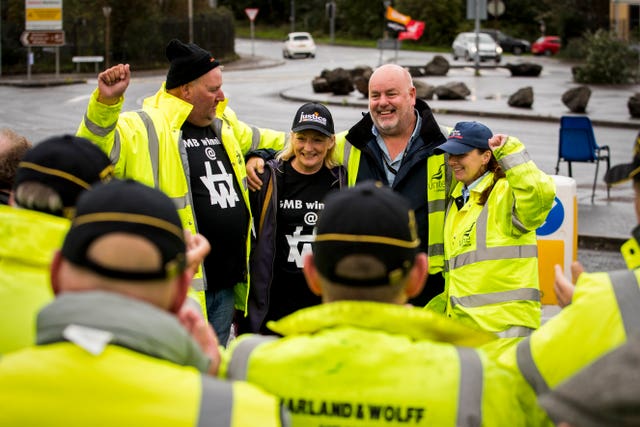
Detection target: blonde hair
<box><xmin>276</xmin><ymin>131</ymin><xmax>340</xmax><ymax>169</ymax></box>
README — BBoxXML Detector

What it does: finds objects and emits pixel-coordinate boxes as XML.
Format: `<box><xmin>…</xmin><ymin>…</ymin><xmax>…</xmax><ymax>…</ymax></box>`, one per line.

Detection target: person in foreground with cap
<box><xmin>0</xmin><ymin>134</ymin><xmax>113</xmax><ymax>354</ymax></box>
<box><xmin>219</xmin><ymin>181</ymin><xmax>525</xmax><ymax>426</ymax></box>
<box><xmin>0</xmin><ymin>179</ymin><xmax>290</xmax><ymax>427</ymax></box>
<box><xmin>429</xmin><ymin>121</ymin><xmax>555</xmax><ymax>342</ymax></box>
<box><xmin>247</xmin><ymin>64</ymin><xmax>451</xmax><ymax>308</ymax></box>
<box><xmin>494</xmin><ymin>131</ymin><xmax>640</xmax><ymax>426</ymax></box>
<box><xmin>238</xmin><ymin>102</ymin><xmax>346</xmax><ymax>334</ymax></box>
<box><xmin>76</xmin><ymin>39</ymin><xmax>286</xmax><ymax>346</ymax></box>
<box><xmin>0</xmin><ymin>127</ymin><xmax>31</xmax><ymax>205</ymax></box>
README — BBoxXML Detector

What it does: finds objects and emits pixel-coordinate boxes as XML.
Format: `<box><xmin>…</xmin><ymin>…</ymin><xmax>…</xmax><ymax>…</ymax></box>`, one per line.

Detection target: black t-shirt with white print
<box><xmin>182</xmin><ymin>121</ymin><xmax>248</xmax><ymax>290</ymax></box>
<box><xmin>262</xmin><ymin>160</ymin><xmax>339</xmax><ymax>332</ymax></box>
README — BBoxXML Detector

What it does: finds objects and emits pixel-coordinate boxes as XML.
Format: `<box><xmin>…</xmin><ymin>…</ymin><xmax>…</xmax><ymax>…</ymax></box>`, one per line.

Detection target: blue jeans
<box><xmin>205</xmin><ymin>287</ymin><xmax>235</xmax><ymax>347</ymax></box>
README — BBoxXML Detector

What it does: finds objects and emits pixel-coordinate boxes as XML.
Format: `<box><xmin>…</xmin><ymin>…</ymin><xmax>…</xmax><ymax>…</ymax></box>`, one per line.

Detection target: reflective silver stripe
<box><xmin>343</xmin><ymin>142</ymin><xmax>352</xmax><ymax>169</ymax></box>
<box><xmin>448</xmin><ymin>205</ymin><xmax>538</xmax><ymax>271</ymax></box>
<box><xmin>456</xmin><ymin>347</ymin><xmax>483</xmax><ymax>427</ymax></box>
<box><xmin>449</xmin><ymin>244</ymin><xmax>538</xmax><ymax>270</ymax></box>
<box><xmin>172</xmin><ymin>195</ymin><xmax>188</xmax><ymax>210</ymax></box>
<box><xmin>444</xmin><ymin>153</ymin><xmax>453</xmax><ymax>197</ymax></box>
<box><xmin>610</xmin><ymin>269</ymin><xmax>640</xmax><ymax>336</ymax></box>
<box><xmin>498</xmin><ymin>150</ymin><xmax>531</xmax><ymax>171</ymax></box>
<box><xmin>250</xmin><ymin>126</ymin><xmax>261</xmax><ymax>152</ymax></box>
<box><xmin>428</xmin><ymin>198</ymin><xmax>446</xmax><ymax>214</ymax></box>
<box><xmin>516</xmin><ymin>270</ymin><xmax>640</xmax><ymax>396</ymax></box>
<box><xmin>451</xmin><ymin>288</ymin><xmax>540</xmax><ymax>308</ymax></box>
<box><xmin>511</xmin><ymin>210</ymin><xmax>529</xmax><ymax>234</ymax></box>
<box><xmin>516</xmin><ymin>336</ymin><xmax>550</xmax><ymax>395</ymax></box>
<box><xmin>135</xmin><ymin>110</ymin><xmax>160</xmax><ymax>188</ymax></box>
<box><xmin>83</xmin><ymin>113</ymin><xmax>116</xmax><ymax>137</ymax></box>
<box><xmin>191</xmin><ymin>277</ymin><xmax>205</xmax><ymax>292</ymax></box>
<box><xmin>497</xmin><ymin>325</ymin><xmax>535</xmax><ymax>338</ymax></box>
<box><xmin>428</xmin><ymin>243</ymin><xmax>444</xmax><ymax>257</ymax></box>
<box><xmin>198</xmin><ymin>375</ymin><xmax>233</xmax><ymax>427</ymax></box>
<box><xmin>226</xmin><ymin>335</ymin><xmax>277</xmax><ymax>380</ymax></box>
<box><xmin>110</xmin><ymin>131</ymin><xmax>122</xmax><ymax>165</ymax></box>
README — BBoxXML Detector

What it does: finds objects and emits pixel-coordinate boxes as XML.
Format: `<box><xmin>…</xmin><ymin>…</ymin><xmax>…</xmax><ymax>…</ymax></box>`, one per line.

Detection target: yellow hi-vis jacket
<box><xmin>0</xmin><ymin>291</ymin><xmax>289</xmax><ymax>427</ymax></box>
<box><xmin>0</xmin><ymin>205</ymin><xmax>69</xmax><ymax>354</ymax></box>
<box><xmin>77</xmin><ymin>85</ymin><xmax>285</xmax><ymax>314</ymax></box>
<box><xmin>496</xmin><ymin>268</ymin><xmax>640</xmax><ymax>426</ymax></box>
<box><xmin>334</xmin><ymin>123</ymin><xmax>454</xmax><ymax>276</ymax></box>
<box><xmin>220</xmin><ymin>301</ymin><xmax>526</xmax><ymax>427</ymax></box>
<box><xmin>441</xmin><ymin>137</ymin><xmax>555</xmax><ymax>337</ymax></box>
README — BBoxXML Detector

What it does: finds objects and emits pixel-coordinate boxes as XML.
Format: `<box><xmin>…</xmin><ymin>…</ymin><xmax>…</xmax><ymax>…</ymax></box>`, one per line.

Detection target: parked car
<box><xmin>282</xmin><ymin>32</ymin><xmax>316</xmax><ymax>59</ymax></box>
<box><xmin>452</xmin><ymin>32</ymin><xmax>502</xmax><ymax>63</ymax></box>
<box><xmin>480</xmin><ymin>29</ymin><xmax>530</xmax><ymax>55</ymax></box>
<box><xmin>531</xmin><ymin>36</ymin><xmax>561</xmax><ymax>56</ymax></box>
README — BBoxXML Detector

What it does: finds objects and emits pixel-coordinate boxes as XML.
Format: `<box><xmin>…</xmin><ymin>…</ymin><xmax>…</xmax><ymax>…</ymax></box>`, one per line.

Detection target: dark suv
<box><xmin>480</xmin><ymin>29</ymin><xmax>530</xmax><ymax>55</ymax></box>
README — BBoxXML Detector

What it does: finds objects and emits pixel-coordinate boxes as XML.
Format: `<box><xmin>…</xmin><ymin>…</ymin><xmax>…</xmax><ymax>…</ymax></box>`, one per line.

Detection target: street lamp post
<box><xmin>188</xmin><ymin>0</ymin><xmax>194</xmax><ymax>43</ymax></box>
<box><xmin>103</xmin><ymin>6</ymin><xmax>112</xmax><ymax>69</ymax></box>
<box><xmin>290</xmin><ymin>0</ymin><xmax>295</xmax><ymax>33</ymax></box>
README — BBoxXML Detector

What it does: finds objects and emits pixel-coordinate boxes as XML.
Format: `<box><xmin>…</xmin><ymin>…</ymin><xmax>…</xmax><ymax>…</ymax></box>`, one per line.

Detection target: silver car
<box><xmin>452</xmin><ymin>32</ymin><xmax>502</xmax><ymax>63</ymax></box>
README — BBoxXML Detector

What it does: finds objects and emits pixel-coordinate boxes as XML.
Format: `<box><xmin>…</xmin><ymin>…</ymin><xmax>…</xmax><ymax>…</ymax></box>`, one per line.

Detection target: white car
<box><xmin>452</xmin><ymin>32</ymin><xmax>502</xmax><ymax>63</ymax></box>
<box><xmin>283</xmin><ymin>32</ymin><xmax>316</xmax><ymax>59</ymax></box>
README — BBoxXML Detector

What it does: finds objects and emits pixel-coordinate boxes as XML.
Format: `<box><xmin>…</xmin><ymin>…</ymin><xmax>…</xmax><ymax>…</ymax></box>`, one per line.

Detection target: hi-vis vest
<box><xmin>513</xmin><ymin>269</ymin><xmax>640</xmax><ymax>395</ymax></box>
<box><xmin>221</xmin><ymin>301</ymin><xmax>525</xmax><ymax>427</ymax></box>
<box><xmin>0</xmin><ymin>206</ymin><xmax>69</xmax><ymax>354</ymax></box>
<box><xmin>334</xmin><ymin>126</ymin><xmax>453</xmax><ymax>275</ymax></box>
<box><xmin>443</xmin><ymin>137</ymin><xmax>555</xmax><ymax>338</ymax></box>
<box><xmin>77</xmin><ymin>85</ymin><xmax>285</xmax><ymax>314</ymax></box>
<box><xmin>0</xmin><ymin>342</ymin><xmax>287</xmax><ymax>427</ymax></box>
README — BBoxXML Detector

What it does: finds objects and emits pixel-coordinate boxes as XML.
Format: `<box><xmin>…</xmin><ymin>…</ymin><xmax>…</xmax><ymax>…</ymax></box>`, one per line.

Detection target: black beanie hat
<box><xmin>165</xmin><ymin>39</ymin><xmax>220</xmax><ymax>90</ymax></box>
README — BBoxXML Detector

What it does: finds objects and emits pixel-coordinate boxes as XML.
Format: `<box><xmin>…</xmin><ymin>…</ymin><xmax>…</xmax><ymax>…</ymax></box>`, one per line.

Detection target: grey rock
<box><xmin>406</xmin><ymin>66</ymin><xmax>425</xmax><ymax>78</ymax></box>
<box><xmin>505</xmin><ymin>62</ymin><xmax>543</xmax><ymax>77</ymax></box>
<box><xmin>508</xmin><ymin>86</ymin><xmax>534</xmax><ymax>109</ymax></box>
<box><xmin>424</xmin><ymin>55</ymin><xmax>449</xmax><ymax>76</ymax></box>
<box><xmin>628</xmin><ymin>93</ymin><xmax>640</xmax><ymax>118</ymax></box>
<box><xmin>311</xmin><ymin>76</ymin><xmax>331</xmax><ymax>93</ymax></box>
<box><xmin>562</xmin><ymin>85</ymin><xmax>591</xmax><ymax>113</ymax></box>
<box><xmin>325</xmin><ymin>67</ymin><xmax>354</xmax><ymax>95</ymax></box>
<box><xmin>435</xmin><ymin>82</ymin><xmax>471</xmax><ymax>100</ymax></box>
<box><xmin>414</xmin><ymin>80</ymin><xmax>435</xmax><ymax>100</ymax></box>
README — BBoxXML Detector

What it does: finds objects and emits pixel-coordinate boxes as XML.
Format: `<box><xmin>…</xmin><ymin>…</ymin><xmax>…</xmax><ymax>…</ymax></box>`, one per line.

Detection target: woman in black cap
<box><xmin>239</xmin><ymin>102</ymin><xmax>347</xmax><ymax>335</ymax></box>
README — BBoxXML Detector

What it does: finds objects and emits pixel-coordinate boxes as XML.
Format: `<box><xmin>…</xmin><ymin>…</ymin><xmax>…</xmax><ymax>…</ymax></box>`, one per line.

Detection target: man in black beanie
<box><xmin>77</xmin><ymin>39</ymin><xmax>286</xmax><ymax>346</ymax></box>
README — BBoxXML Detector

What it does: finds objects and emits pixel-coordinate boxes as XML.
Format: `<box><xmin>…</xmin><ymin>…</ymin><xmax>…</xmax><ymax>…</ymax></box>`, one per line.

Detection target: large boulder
<box><xmin>628</xmin><ymin>93</ymin><xmax>640</xmax><ymax>118</ymax></box>
<box><xmin>562</xmin><ymin>85</ymin><xmax>591</xmax><ymax>113</ymax></box>
<box><xmin>414</xmin><ymin>80</ymin><xmax>436</xmax><ymax>100</ymax></box>
<box><xmin>505</xmin><ymin>62</ymin><xmax>543</xmax><ymax>77</ymax></box>
<box><xmin>435</xmin><ymin>82</ymin><xmax>471</xmax><ymax>100</ymax></box>
<box><xmin>424</xmin><ymin>55</ymin><xmax>449</xmax><ymax>76</ymax></box>
<box><xmin>406</xmin><ymin>66</ymin><xmax>425</xmax><ymax>78</ymax></box>
<box><xmin>325</xmin><ymin>67</ymin><xmax>354</xmax><ymax>95</ymax></box>
<box><xmin>311</xmin><ymin>76</ymin><xmax>331</xmax><ymax>93</ymax></box>
<box><xmin>508</xmin><ymin>86</ymin><xmax>534</xmax><ymax>109</ymax></box>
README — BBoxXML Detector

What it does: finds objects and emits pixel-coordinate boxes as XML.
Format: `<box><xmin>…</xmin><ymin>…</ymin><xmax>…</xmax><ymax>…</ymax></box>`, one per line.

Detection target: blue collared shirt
<box><xmin>372</xmin><ymin>110</ymin><xmax>422</xmax><ymax>186</ymax></box>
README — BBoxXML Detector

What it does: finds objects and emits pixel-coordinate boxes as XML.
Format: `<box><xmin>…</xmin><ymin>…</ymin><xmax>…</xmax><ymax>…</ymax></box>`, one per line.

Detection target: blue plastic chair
<box><xmin>555</xmin><ymin>116</ymin><xmax>610</xmax><ymax>203</ymax></box>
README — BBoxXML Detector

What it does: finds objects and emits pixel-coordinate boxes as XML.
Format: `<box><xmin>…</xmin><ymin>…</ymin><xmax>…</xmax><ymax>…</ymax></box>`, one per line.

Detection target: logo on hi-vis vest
<box><xmin>286</xmin><ymin>226</ymin><xmax>315</xmax><ymax>267</ymax></box>
<box><xmin>200</xmin><ymin>161</ymin><xmax>239</xmax><ymax>208</ymax></box>
<box><xmin>282</xmin><ymin>397</ymin><xmax>426</xmax><ymax>423</ymax></box>
<box><xmin>429</xmin><ymin>163</ymin><xmax>446</xmax><ymax>191</ymax></box>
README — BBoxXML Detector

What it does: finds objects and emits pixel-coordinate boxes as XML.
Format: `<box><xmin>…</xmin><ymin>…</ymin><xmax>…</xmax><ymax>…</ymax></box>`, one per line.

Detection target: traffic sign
<box><xmin>487</xmin><ymin>0</ymin><xmax>505</xmax><ymax>17</ymax></box>
<box><xmin>26</xmin><ymin>0</ymin><xmax>63</xmax><ymax>31</ymax></box>
<box><xmin>20</xmin><ymin>31</ymin><xmax>65</xmax><ymax>47</ymax></box>
<box><xmin>245</xmin><ymin>8</ymin><xmax>259</xmax><ymax>21</ymax></box>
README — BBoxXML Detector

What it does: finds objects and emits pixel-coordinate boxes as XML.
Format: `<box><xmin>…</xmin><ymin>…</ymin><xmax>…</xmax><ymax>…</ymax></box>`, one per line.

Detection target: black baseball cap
<box><xmin>291</xmin><ymin>102</ymin><xmax>335</xmax><ymax>137</ymax></box>
<box><xmin>312</xmin><ymin>181</ymin><xmax>420</xmax><ymax>287</ymax></box>
<box><xmin>61</xmin><ymin>179</ymin><xmax>186</xmax><ymax>281</ymax></box>
<box><xmin>14</xmin><ymin>134</ymin><xmax>114</xmax><ymax>216</ymax></box>
<box><xmin>604</xmin><ymin>131</ymin><xmax>640</xmax><ymax>185</ymax></box>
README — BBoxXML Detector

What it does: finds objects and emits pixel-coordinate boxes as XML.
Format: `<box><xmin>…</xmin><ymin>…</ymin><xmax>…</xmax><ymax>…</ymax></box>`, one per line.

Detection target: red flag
<box><xmin>398</xmin><ymin>20</ymin><xmax>425</xmax><ymax>41</ymax></box>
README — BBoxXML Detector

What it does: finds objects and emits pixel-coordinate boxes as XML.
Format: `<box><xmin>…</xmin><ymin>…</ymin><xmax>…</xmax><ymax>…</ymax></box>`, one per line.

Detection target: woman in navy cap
<box><xmin>430</xmin><ymin>121</ymin><xmax>555</xmax><ymax>344</ymax></box>
<box><xmin>239</xmin><ymin>103</ymin><xmax>347</xmax><ymax>335</ymax></box>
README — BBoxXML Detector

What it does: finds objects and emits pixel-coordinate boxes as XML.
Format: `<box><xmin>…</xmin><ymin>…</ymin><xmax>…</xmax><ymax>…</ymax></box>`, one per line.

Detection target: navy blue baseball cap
<box><xmin>435</xmin><ymin>121</ymin><xmax>493</xmax><ymax>155</ymax></box>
